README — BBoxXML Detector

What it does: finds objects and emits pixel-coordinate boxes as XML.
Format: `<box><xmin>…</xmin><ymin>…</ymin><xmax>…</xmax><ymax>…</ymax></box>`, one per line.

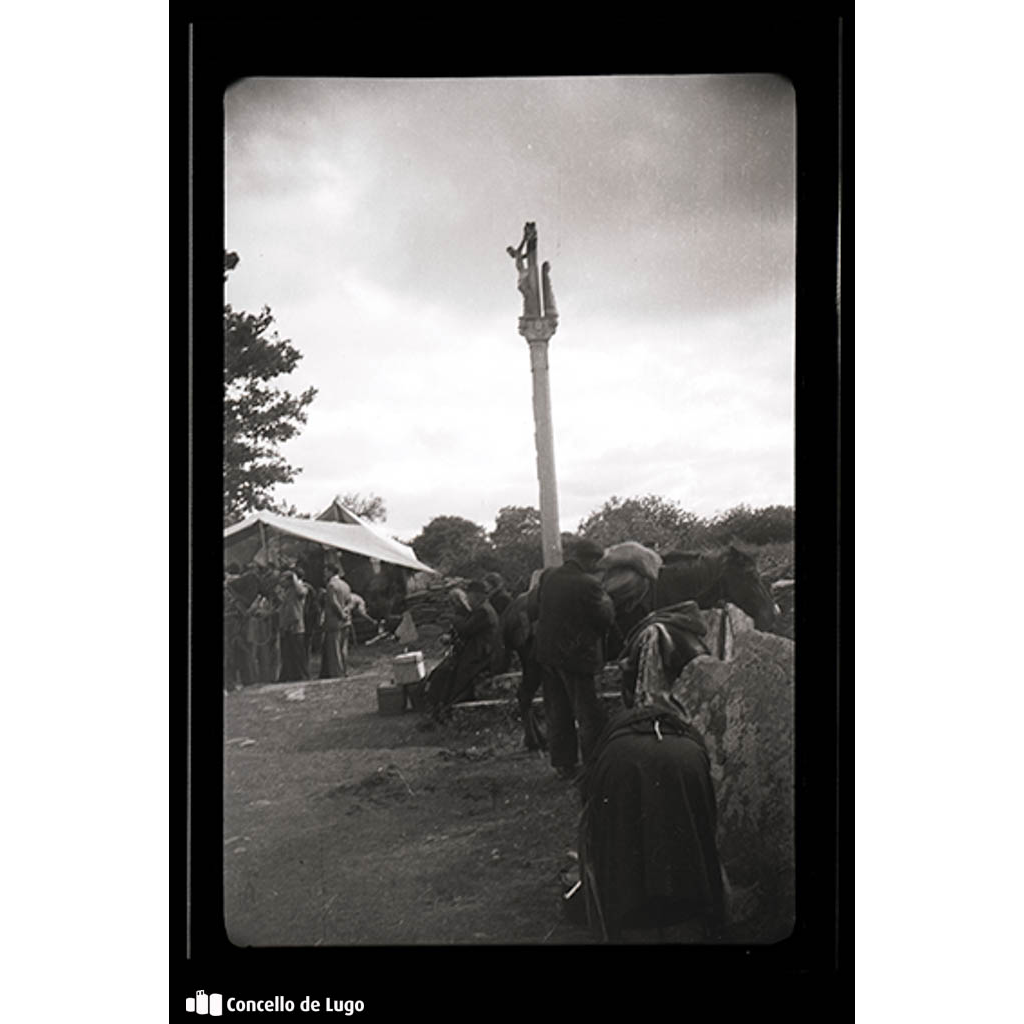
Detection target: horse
<box><xmin>603</xmin><ymin>543</ymin><xmax>779</xmax><ymax>659</ymax></box>
<box><xmin>497</xmin><ymin>591</ymin><xmax>547</xmax><ymax>751</ymax></box>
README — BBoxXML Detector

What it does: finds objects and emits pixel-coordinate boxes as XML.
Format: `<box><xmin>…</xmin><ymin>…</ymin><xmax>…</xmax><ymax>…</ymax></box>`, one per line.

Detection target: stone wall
<box><xmin>403</xmin><ymin>577</ymin><xmax>473</xmax><ymax>647</ymax></box>
<box><xmin>673</xmin><ymin>615</ymin><xmax>795</xmax><ymax>942</ymax></box>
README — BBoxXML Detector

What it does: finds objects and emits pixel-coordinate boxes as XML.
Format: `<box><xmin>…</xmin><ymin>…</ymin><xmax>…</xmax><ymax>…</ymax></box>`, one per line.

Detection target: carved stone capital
<box><xmin>518</xmin><ymin>315</ymin><xmax>558</xmax><ymax>344</ymax></box>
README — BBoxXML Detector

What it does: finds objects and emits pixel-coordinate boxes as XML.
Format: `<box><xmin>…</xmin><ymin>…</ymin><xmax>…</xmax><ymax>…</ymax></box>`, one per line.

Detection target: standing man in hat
<box><xmin>529</xmin><ymin>538</ymin><xmax>615</xmax><ymax>778</ymax></box>
<box><xmin>321</xmin><ymin>561</ymin><xmax>353</xmax><ymax>678</ymax></box>
<box><xmin>277</xmin><ymin>566</ymin><xmax>311</xmax><ymax>682</ymax></box>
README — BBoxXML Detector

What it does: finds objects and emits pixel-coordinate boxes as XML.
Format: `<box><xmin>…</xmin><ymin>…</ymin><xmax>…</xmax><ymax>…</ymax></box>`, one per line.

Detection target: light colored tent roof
<box><xmin>224</xmin><ymin>509</ymin><xmax>436</xmax><ymax>574</ymax></box>
<box><xmin>316</xmin><ymin>497</ymin><xmax>372</xmax><ymax>525</ymax></box>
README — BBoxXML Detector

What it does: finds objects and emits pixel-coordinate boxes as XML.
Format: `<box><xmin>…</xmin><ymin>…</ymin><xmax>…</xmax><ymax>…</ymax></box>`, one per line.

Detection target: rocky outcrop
<box><xmin>673</xmin><ymin>617</ymin><xmax>795</xmax><ymax>942</ymax></box>
<box><xmin>419</xmin><ymin>599</ymin><xmax>796</xmax><ymax>944</ymax></box>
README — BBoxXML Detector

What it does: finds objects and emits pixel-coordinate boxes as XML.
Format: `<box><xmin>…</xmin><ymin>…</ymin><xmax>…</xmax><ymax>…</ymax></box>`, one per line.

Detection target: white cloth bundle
<box><xmin>597</xmin><ymin>541</ymin><xmax>663</xmax><ymax>581</ymax></box>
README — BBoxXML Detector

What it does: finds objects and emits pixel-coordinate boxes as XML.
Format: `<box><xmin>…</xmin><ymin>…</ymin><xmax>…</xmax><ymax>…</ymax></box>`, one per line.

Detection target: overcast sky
<box><xmin>224</xmin><ymin>74</ymin><xmax>795</xmax><ymax>542</ymax></box>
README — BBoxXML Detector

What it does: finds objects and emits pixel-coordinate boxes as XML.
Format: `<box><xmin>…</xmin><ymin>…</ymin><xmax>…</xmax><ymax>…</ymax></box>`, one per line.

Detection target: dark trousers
<box><xmin>278</xmin><ymin>631</ymin><xmax>309</xmax><ymax>682</ymax></box>
<box><xmin>541</xmin><ymin>664</ymin><xmax>608</xmax><ymax>770</ymax></box>
<box><xmin>516</xmin><ymin>641</ymin><xmax>546</xmax><ymax>750</ymax></box>
<box><xmin>225</xmin><ymin>635</ymin><xmax>254</xmax><ymax>689</ymax></box>
<box><xmin>252</xmin><ymin>636</ymin><xmax>278</xmax><ymax>684</ymax></box>
<box><xmin>320</xmin><ymin>628</ymin><xmax>348</xmax><ymax>678</ymax></box>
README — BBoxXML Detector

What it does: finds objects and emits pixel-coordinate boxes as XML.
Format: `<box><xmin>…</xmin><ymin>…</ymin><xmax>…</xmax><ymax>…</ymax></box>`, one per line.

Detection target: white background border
<box><xmin>5</xmin><ymin>9</ymin><xmax>1023</xmax><ymax>1021</ymax></box>
<box><xmin>854</xmin><ymin>7</ymin><xmax>1023</xmax><ymax>1019</ymax></box>
<box><xmin>3</xmin><ymin>7</ymin><xmax>169</xmax><ymax>1020</ymax></box>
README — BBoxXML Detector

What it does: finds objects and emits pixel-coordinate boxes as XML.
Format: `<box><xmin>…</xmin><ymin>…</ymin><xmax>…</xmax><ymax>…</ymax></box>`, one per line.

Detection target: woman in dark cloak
<box><xmin>576</xmin><ymin>603</ymin><xmax>727</xmax><ymax>942</ymax></box>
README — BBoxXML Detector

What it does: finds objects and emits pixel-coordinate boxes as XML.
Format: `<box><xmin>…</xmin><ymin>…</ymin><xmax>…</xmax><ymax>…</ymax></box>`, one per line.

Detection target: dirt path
<box><xmin>224</xmin><ymin>648</ymin><xmax>593</xmax><ymax>946</ymax></box>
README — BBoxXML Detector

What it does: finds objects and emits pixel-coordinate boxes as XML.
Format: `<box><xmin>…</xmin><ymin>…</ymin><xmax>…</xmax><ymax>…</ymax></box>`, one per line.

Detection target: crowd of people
<box><xmin>223</xmin><ymin>560</ymin><xmax>376</xmax><ymax>690</ymax></box>
<box><xmin>418</xmin><ymin>538</ymin><xmax>729</xmax><ymax>943</ymax></box>
<box><xmin>226</xmin><ymin>540</ymin><xmax>732</xmax><ymax>943</ymax></box>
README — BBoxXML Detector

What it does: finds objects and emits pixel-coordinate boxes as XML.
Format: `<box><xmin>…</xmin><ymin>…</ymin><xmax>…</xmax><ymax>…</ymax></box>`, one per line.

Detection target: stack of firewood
<box><xmin>403</xmin><ymin>577</ymin><xmax>472</xmax><ymax>645</ymax></box>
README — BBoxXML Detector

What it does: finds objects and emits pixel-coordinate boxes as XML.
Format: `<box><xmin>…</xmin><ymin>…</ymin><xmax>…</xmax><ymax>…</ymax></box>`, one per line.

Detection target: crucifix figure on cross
<box><xmin>506</xmin><ymin>221</ymin><xmax>542</xmax><ymax>318</ymax></box>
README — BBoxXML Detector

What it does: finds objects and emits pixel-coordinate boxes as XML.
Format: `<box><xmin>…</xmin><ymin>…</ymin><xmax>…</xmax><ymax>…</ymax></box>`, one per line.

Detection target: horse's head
<box><xmin>500</xmin><ymin>592</ymin><xmax>531</xmax><ymax>652</ymax></box>
<box><xmin>722</xmin><ymin>544</ymin><xmax>779</xmax><ymax>631</ymax></box>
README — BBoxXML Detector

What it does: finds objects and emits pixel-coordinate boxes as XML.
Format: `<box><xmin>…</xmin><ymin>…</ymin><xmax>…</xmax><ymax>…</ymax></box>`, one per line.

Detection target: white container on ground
<box><xmin>393</xmin><ymin>651</ymin><xmax>425</xmax><ymax>684</ymax></box>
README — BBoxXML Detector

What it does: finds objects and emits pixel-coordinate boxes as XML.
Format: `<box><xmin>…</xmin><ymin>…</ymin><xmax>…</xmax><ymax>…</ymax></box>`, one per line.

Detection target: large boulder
<box><xmin>674</xmin><ymin>607</ymin><xmax>795</xmax><ymax>942</ymax></box>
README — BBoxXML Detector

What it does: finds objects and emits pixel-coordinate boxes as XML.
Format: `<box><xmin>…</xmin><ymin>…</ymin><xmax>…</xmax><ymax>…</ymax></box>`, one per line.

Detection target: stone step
<box><xmin>475</xmin><ymin>664</ymin><xmax>624</xmax><ymax>700</ymax></box>
<box><xmin>394</xmin><ymin>664</ymin><xmax>625</xmax><ymax>730</ymax></box>
<box><xmin>445</xmin><ymin>691</ymin><xmax>624</xmax><ymax>732</ymax></box>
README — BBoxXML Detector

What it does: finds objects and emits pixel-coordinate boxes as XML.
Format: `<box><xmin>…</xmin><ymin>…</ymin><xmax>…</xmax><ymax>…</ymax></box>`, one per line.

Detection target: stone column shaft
<box><xmin>520</xmin><ymin>316</ymin><xmax>562</xmax><ymax>568</ymax></box>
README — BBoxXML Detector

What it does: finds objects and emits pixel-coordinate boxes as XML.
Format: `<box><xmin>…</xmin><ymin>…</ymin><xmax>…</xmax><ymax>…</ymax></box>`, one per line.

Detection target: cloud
<box><xmin>226</xmin><ymin>75</ymin><xmax>795</xmax><ymax>315</ymax></box>
<box><xmin>261</xmin><ymin>283</ymin><xmax>793</xmax><ymax>537</ymax></box>
<box><xmin>224</xmin><ymin>75</ymin><xmax>796</xmax><ymax>538</ymax></box>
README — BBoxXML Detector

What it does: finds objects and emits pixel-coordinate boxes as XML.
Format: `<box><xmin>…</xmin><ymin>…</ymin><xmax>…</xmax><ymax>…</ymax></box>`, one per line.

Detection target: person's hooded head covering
<box><xmin>567</xmin><ymin>538</ymin><xmax>605</xmax><ymax>568</ymax></box>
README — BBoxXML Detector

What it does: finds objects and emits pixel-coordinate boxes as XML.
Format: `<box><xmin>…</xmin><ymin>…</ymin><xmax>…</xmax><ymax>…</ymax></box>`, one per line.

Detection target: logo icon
<box><xmin>186</xmin><ymin>991</ymin><xmax>223</xmax><ymax>1016</ymax></box>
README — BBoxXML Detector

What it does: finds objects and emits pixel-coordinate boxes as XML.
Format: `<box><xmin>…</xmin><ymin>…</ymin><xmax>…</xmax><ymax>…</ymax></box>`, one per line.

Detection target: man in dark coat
<box><xmin>529</xmin><ymin>538</ymin><xmax>615</xmax><ymax>776</ymax></box>
<box><xmin>424</xmin><ymin>581</ymin><xmax>499</xmax><ymax>716</ymax></box>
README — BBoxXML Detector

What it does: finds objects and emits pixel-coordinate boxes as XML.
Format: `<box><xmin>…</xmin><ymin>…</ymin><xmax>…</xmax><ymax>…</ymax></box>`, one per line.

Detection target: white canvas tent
<box><xmin>223</xmin><ymin>508</ymin><xmax>436</xmax><ymax>575</ymax></box>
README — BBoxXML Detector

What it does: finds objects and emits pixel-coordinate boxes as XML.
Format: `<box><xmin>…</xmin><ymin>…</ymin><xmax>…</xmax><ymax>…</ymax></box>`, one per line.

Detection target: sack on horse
<box><xmin>617</xmin><ymin>601</ymin><xmax>710</xmax><ymax>707</ymax></box>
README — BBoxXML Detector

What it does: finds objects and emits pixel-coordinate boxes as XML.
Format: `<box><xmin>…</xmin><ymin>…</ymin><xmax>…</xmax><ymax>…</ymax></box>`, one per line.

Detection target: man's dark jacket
<box><xmin>452</xmin><ymin>601</ymin><xmax>499</xmax><ymax>662</ymax></box>
<box><xmin>530</xmin><ymin>560</ymin><xmax>615</xmax><ymax>674</ymax></box>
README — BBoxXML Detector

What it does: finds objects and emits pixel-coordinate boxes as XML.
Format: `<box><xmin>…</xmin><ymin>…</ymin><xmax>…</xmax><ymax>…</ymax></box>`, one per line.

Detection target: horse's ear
<box><xmin>726</xmin><ymin>540</ymin><xmax>751</xmax><ymax>562</ymax></box>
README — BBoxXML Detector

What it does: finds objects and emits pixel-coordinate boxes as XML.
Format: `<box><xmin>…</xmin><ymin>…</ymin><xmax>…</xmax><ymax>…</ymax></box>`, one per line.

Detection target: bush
<box><xmin>703</xmin><ymin>504</ymin><xmax>794</xmax><ymax>547</ymax></box>
<box><xmin>578</xmin><ymin>495</ymin><xmax>701</xmax><ymax>550</ymax></box>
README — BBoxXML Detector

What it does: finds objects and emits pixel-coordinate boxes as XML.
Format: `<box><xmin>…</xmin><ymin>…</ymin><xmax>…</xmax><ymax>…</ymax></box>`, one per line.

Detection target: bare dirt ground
<box><xmin>224</xmin><ymin>643</ymin><xmax>593</xmax><ymax>946</ymax></box>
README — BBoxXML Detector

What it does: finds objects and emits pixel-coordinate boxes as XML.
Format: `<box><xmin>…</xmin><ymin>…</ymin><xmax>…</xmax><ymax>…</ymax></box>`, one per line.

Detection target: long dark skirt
<box><xmin>579</xmin><ymin>707</ymin><xmax>725</xmax><ymax>941</ymax></box>
<box><xmin>224</xmin><ymin>634</ymin><xmax>255</xmax><ymax>689</ymax></box>
<box><xmin>278</xmin><ymin>631</ymin><xmax>309</xmax><ymax>682</ymax></box>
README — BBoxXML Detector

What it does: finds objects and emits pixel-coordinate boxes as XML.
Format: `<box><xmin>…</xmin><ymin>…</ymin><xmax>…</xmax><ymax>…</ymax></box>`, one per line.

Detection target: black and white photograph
<box><xmin>14</xmin><ymin>11</ymin><xmax>1024</xmax><ymax>1024</ymax></box>
<box><xmin>217</xmin><ymin>70</ymin><xmax>808</xmax><ymax>950</ymax></box>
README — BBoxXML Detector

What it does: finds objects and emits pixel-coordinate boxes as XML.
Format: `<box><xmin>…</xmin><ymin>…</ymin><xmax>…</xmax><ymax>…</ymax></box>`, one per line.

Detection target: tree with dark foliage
<box><xmin>410</xmin><ymin>515</ymin><xmax>489</xmax><ymax>576</ymax></box>
<box><xmin>577</xmin><ymin>494</ymin><xmax>699</xmax><ymax>551</ymax></box>
<box><xmin>338</xmin><ymin>492</ymin><xmax>387</xmax><ymax>523</ymax></box>
<box><xmin>488</xmin><ymin>505</ymin><xmax>544</xmax><ymax>594</ymax></box>
<box><xmin>223</xmin><ymin>251</ymin><xmax>317</xmax><ymax>524</ymax></box>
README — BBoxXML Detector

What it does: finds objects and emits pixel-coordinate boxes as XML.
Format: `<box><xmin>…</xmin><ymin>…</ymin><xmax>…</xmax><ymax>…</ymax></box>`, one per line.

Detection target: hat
<box><xmin>569</xmin><ymin>538</ymin><xmax>605</xmax><ymax>564</ymax></box>
<box><xmin>482</xmin><ymin>571</ymin><xmax>505</xmax><ymax>591</ymax></box>
<box><xmin>466</xmin><ymin>580</ymin><xmax>488</xmax><ymax>596</ymax></box>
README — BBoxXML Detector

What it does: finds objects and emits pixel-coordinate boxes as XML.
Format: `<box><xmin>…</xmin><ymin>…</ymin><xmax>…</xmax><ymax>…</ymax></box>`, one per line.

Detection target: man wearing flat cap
<box><xmin>529</xmin><ymin>538</ymin><xmax>615</xmax><ymax>778</ymax></box>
